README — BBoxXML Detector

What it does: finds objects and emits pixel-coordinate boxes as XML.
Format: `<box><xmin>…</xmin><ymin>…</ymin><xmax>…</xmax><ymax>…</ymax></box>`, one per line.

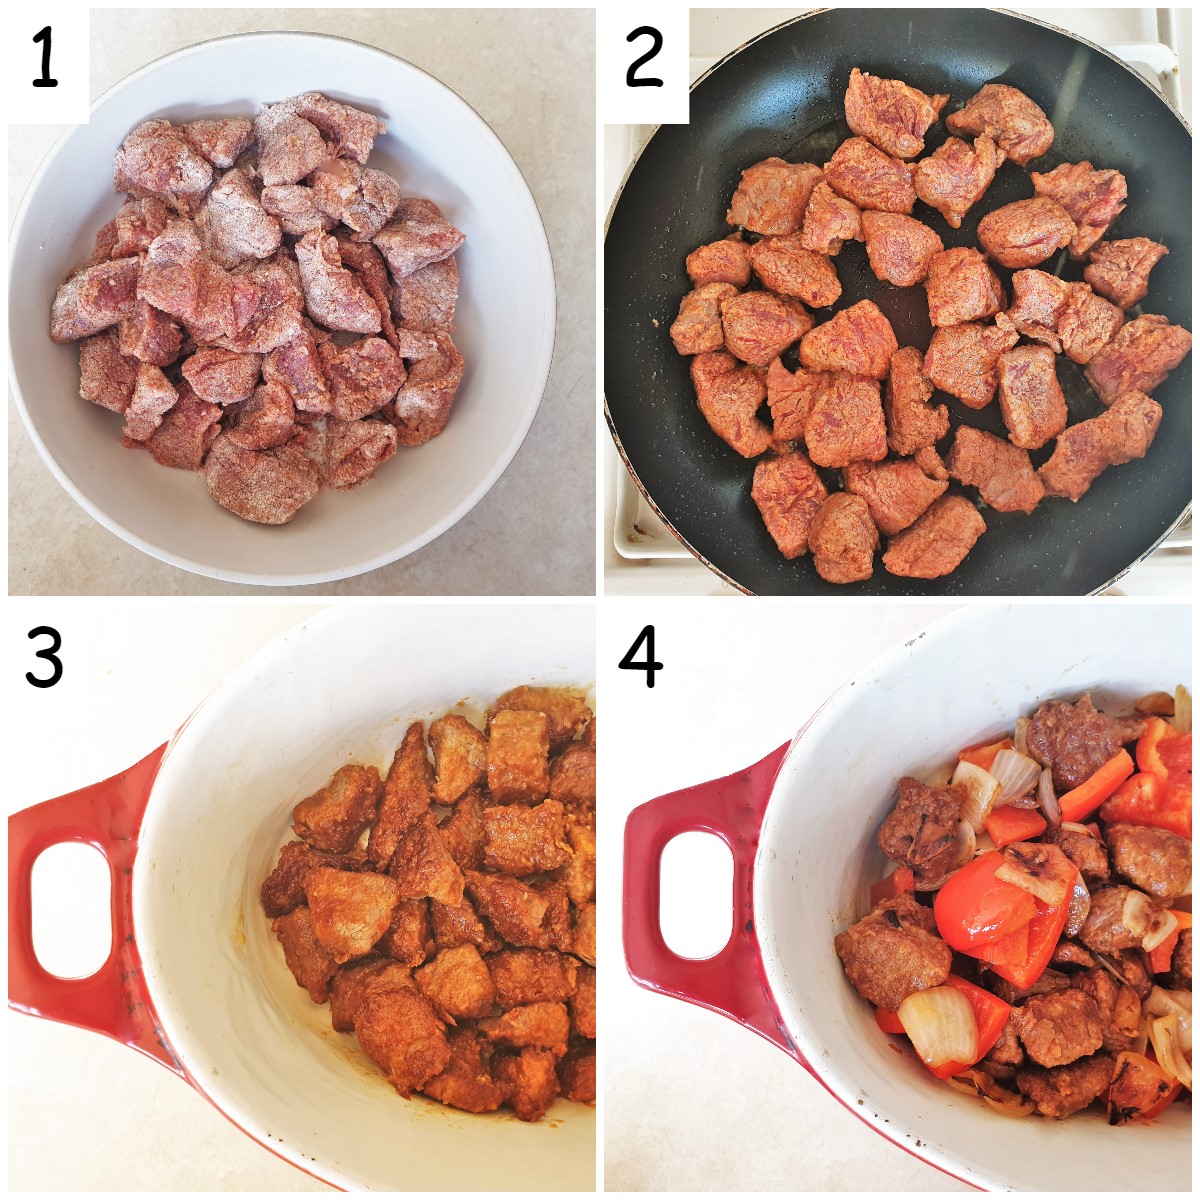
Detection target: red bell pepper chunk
<box><xmin>927</xmin><ymin>974</ymin><xmax>1013</xmax><ymax>1079</ymax></box>
<box><xmin>869</xmin><ymin>866</ymin><xmax>915</xmax><ymax>908</ymax></box>
<box><xmin>1137</xmin><ymin>718</ymin><xmax>1177</xmax><ymax>780</ymax></box>
<box><xmin>874</xmin><ymin>1007</ymin><xmax>906</xmax><ymax>1034</ymax></box>
<box><xmin>985</xmin><ymin>805</ymin><xmax>1048</xmax><ymax>847</ymax></box>
<box><xmin>959</xmin><ymin>737</ymin><xmax>1013</xmax><ymax>772</ymax></box>
<box><xmin>1058</xmin><ymin>749</ymin><xmax>1135</xmax><ymax>823</ymax></box>
<box><xmin>933</xmin><ymin>852</ymin><xmax>1036</xmax><ymax>953</ymax></box>
<box><xmin>974</xmin><ymin>863</ymin><xmax>1079</xmax><ymax>989</ymax></box>
<box><xmin>1104</xmin><ymin>747</ymin><xmax>1192</xmax><ymax>841</ymax></box>
<box><xmin>1148</xmin><ymin>910</ymin><xmax>1192</xmax><ymax>975</ymax></box>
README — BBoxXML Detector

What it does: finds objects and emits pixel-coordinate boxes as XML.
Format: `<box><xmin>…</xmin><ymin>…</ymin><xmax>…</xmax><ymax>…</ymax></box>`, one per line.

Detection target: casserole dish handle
<box><xmin>8</xmin><ymin>743</ymin><xmax>182</xmax><ymax>1074</ymax></box>
<box><xmin>623</xmin><ymin>740</ymin><xmax>807</xmax><ymax>1064</ymax></box>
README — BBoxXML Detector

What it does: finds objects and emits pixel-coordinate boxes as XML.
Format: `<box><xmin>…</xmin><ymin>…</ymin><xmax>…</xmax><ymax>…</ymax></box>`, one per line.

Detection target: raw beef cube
<box><xmin>804</xmin><ymin>373</ymin><xmax>887</xmax><ymax>468</ymax></box>
<box><xmin>86</xmin><ymin>220</ymin><xmax>119</xmax><ymax>266</ymax></box>
<box><xmin>209</xmin><ymin>257</ymin><xmax>299</xmax><ymax>353</ymax></box>
<box><xmin>727</xmin><ymin>157</ymin><xmax>822</xmax><ymax>235</ymax></box>
<box><xmin>311</xmin><ymin>160</ymin><xmax>403</xmax><ymax>240</ymax></box>
<box><xmin>195</xmin><ymin>167</ymin><xmax>282</xmax><ymax>269</ymax></box>
<box><xmin>181</xmin><ymin>346</ymin><xmax>262</xmax><ymax>406</ymax></box>
<box><xmin>295</xmin><ymin>230</ymin><xmax>382</xmax><ymax>334</ymax></box>
<box><xmin>885</xmin><ymin>345</ymin><xmax>947</xmax><ymax>456</ymax></box>
<box><xmin>139</xmin><ymin>384</ymin><xmax>222</xmax><ymax>470</ymax></box>
<box><xmin>722</xmin><ymin>291</ymin><xmax>813</xmax><ymax>366</ymax></box>
<box><xmin>50</xmin><ymin>258</ymin><xmax>141</xmax><ymax>342</ymax></box>
<box><xmin>180</xmin><ymin>117</ymin><xmax>254</xmax><ymax>168</ymax></box>
<box><xmin>913</xmin><ymin>134</ymin><xmax>1001</xmax><ymax>229</ymax></box>
<box><xmin>255</xmin><ymin>112</ymin><xmax>328</xmax><ymax>188</ymax></box>
<box><xmin>292</xmin><ymin>762</ymin><xmax>381</xmax><ymax>853</ymax></box>
<box><xmin>373</xmin><ymin>198</ymin><xmax>466</xmax><ymax>279</ymax></box>
<box><xmin>799</xmin><ymin>300</ymin><xmax>897</xmax><ymax>379</ymax></box>
<box><xmin>1085</xmin><ymin>314</ymin><xmax>1192</xmax><ymax>404</ymax></box>
<box><xmin>823</xmin><ymin>137</ymin><xmax>916</xmax><ymax>214</ymax></box>
<box><xmin>112</xmin><ymin>197</ymin><xmax>171</xmax><ymax>257</ymax></box>
<box><xmin>226</xmin><ymin>380</ymin><xmax>297</xmax><ymax>450</ymax></box>
<box><xmin>808</xmin><ymin>493</ymin><xmax>878</xmax><ymax>584</ymax></box>
<box><xmin>751</xmin><ymin>451</ymin><xmax>828</xmax><ymax>558</ymax></box>
<box><xmin>78</xmin><ymin>330</ymin><xmax>139</xmax><ymax>412</ymax></box>
<box><xmin>203</xmin><ymin>432</ymin><xmax>320</xmax><ymax>524</ymax></box>
<box><xmin>321</xmin><ymin>418</ymin><xmax>398</xmax><ymax>490</ymax></box>
<box><xmin>113</xmin><ymin>118</ymin><xmax>214</xmax><ymax>213</ymax></box>
<box><xmin>262</xmin><ymin>324</ymin><xmax>330</xmax><ymax>413</ymax></box>
<box><xmin>843</xmin><ymin>458</ymin><xmax>948</xmax><ymax>535</ymax></box>
<box><xmin>118</xmin><ymin>300</ymin><xmax>183</xmax><ymax>366</ymax></box>
<box><xmin>123</xmin><ymin>363</ymin><xmax>177</xmax><ymax>441</ymax></box>
<box><xmin>883</xmin><ymin>495</ymin><xmax>986</xmax><ymax>579</ymax></box>
<box><xmin>368</xmin><ymin>722</ymin><xmax>433</xmax><ymax>870</ymax></box>
<box><xmin>947</xmin><ymin>425</ymin><xmax>1044</xmax><ymax>514</ymax></box>
<box><xmin>686</xmin><ymin>235</ymin><xmax>751</xmax><ymax>287</ymax></box>
<box><xmin>923</xmin><ymin>316</ymin><xmax>1019</xmax><ymax>409</ymax></box>
<box><xmin>320</xmin><ymin>336</ymin><xmax>405</xmax><ymax>421</ymax></box>
<box><xmin>800</xmin><ymin>181</ymin><xmax>863</xmax><ymax>255</ymax></box>
<box><xmin>285</xmin><ymin>92</ymin><xmax>387</xmax><ymax>164</ymax></box>
<box><xmin>429</xmin><ymin>715</ymin><xmax>487</xmax><ymax>806</ymax></box>
<box><xmin>260</xmin><ymin>184</ymin><xmax>336</xmax><ymax>235</ymax></box>
<box><xmin>306</xmin><ymin>867</ymin><xmax>401</xmax><ymax>963</ymax></box>
<box><xmin>844</xmin><ymin>67</ymin><xmax>948</xmax><ymax>159</ymax></box>
<box><xmin>393</xmin><ymin>257</ymin><xmax>459</xmax><ymax>333</ymax></box>
<box><xmin>487</xmin><ymin>709</ymin><xmax>550</xmax><ymax>803</ymax></box>
<box><xmin>355</xmin><ymin>989</ymin><xmax>450</xmax><ymax>1098</ymax></box>
<box><xmin>271</xmin><ymin>906</ymin><xmax>337</xmax><ymax>1002</ymax></box>
<box><xmin>998</xmin><ymin>345</ymin><xmax>1068</xmax><ymax>450</ymax></box>
<box><xmin>414</xmin><ymin>944</ymin><xmax>496</xmax><ymax>1020</ymax></box>
<box><xmin>388</xmin><ymin>332</ymin><xmax>464</xmax><ymax>446</ymax></box>
<box><xmin>334</xmin><ymin>234</ymin><xmax>399</xmax><ymax>349</ymax></box>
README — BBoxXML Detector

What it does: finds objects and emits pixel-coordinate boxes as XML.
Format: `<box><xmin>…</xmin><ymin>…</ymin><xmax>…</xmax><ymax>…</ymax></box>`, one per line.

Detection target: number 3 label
<box><xmin>26</xmin><ymin>626</ymin><xmax>63</xmax><ymax>688</ymax></box>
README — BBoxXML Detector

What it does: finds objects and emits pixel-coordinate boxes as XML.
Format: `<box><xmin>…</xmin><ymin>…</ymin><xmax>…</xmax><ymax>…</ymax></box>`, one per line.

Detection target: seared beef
<box><xmin>1084</xmin><ymin>238</ymin><xmax>1168</xmax><ymax>310</ymax></box>
<box><xmin>727</xmin><ymin>157</ymin><xmax>823</xmax><ymax>235</ymax></box>
<box><xmin>834</xmin><ymin>894</ymin><xmax>951</xmax><ymax>1010</ymax></box>
<box><xmin>997</xmin><ymin>345</ymin><xmax>1067</xmax><ymax>451</ymax></box>
<box><xmin>1079</xmin><ymin>886</ymin><xmax>1147</xmax><ymax>956</ymax></box>
<box><xmin>686</xmin><ymin>236</ymin><xmax>752</xmax><ymax>288</ymax></box>
<box><xmin>946</xmin><ymin>426</ymin><xmax>1043</xmax><ymax>515</ymax></box>
<box><xmin>1085</xmin><ymin>314</ymin><xmax>1193</xmax><ymax>405</ymax></box>
<box><xmin>823</xmin><ymin>137</ymin><xmax>917</xmax><ymax>214</ymax></box>
<box><xmin>804</xmin><ymin>373</ymin><xmax>887</xmax><ymax>468</ymax></box>
<box><xmin>877</xmin><ymin>776</ymin><xmax>964</xmax><ymax>887</ymax></box>
<box><xmin>799</xmin><ymin>299</ymin><xmax>898</xmax><ymax>379</ymax></box>
<box><xmin>1170</xmin><ymin>928</ymin><xmax>1191</xmax><ymax>989</ymax></box>
<box><xmin>721</xmin><ymin>291</ymin><xmax>813</xmax><ymax>366</ymax></box>
<box><xmin>1048</xmin><ymin>826</ymin><xmax>1110</xmax><ymax>886</ymax></box>
<box><xmin>800</xmin><ymin>181</ymin><xmax>863</xmax><ymax>256</ymax></box>
<box><xmin>766</xmin><ymin>358</ymin><xmax>831</xmax><ymax>441</ymax></box>
<box><xmin>670</xmin><ymin>282</ymin><xmax>736</xmax><ymax>356</ymax></box>
<box><xmin>945</xmin><ymin>84</ymin><xmax>1054</xmax><ymax>166</ymax></box>
<box><xmin>882</xmin><ymin>495</ymin><xmax>986</xmax><ymax>579</ymax></box>
<box><xmin>925</xmin><ymin>247</ymin><xmax>1006</xmax><ymax>328</ymax></box>
<box><xmin>808</xmin><ymin>493</ymin><xmax>879</xmax><ymax>584</ymax></box>
<box><xmin>913</xmin><ymin>134</ymin><xmax>1001</xmax><ymax>229</ymax></box>
<box><xmin>690</xmin><ymin>351</ymin><xmax>772</xmax><ymax>458</ymax></box>
<box><xmin>1031</xmin><ymin>161</ymin><xmax>1127</xmax><ymax>260</ymax></box>
<box><xmin>1057</xmin><ymin>283</ymin><xmax>1123</xmax><ymax>366</ymax></box>
<box><xmin>1025</xmin><ymin>694</ymin><xmax>1143</xmax><ymax>791</ymax></box>
<box><xmin>861</xmin><ymin>211</ymin><xmax>944</xmax><ymax>286</ymax></box>
<box><xmin>751</xmin><ymin>452</ymin><xmax>828</xmax><ymax>559</ymax></box>
<box><xmin>924</xmin><ymin>316</ymin><xmax>1019</xmax><ymax>408</ymax></box>
<box><xmin>1012</xmin><ymin>989</ymin><xmax>1104</xmax><ymax>1067</ymax></box>
<box><xmin>1106</xmin><ymin>824</ymin><xmax>1191</xmax><ymax>901</ymax></box>
<box><xmin>976</xmin><ymin>197</ymin><xmax>1075</xmax><ymax>270</ymax></box>
<box><xmin>1016</xmin><ymin>1053</ymin><xmax>1114</xmax><ymax>1118</ymax></box>
<box><xmin>749</xmin><ymin>236</ymin><xmax>842</xmax><ymax>308</ymax></box>
<box><xmin>885</xmin><ymin>345</ymin><xmax>948</xmax><ymax>456</ymax></box>
<box><xmin>844</xmin><ymin>68</ymin><xmax>948</xmax><ymax>159</ymax></box>
<box><xmin>843</xmin><ymin>458</ymin><xmax>947</xmax><ymax>535</ymax></box>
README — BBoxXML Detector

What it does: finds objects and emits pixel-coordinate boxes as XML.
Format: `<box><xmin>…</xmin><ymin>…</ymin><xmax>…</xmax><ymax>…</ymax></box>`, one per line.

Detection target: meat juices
<box><xmin>912</xmin><ymin>135</ymin><xmax>1001</xmax><ymax>229</ymax></box>
<box><xmin>923</xmin><ymin>317</ymin><xmax>1019</xmax><ymax>409</ymax></box>
<box><xmin>997</xmin><ymin>346</ymin><xmax>1067</xmax><ymax>450</ymax></box>
<box><xmin>1084</xmin><ymin>238</ymin><xmax>1168</xmax><ymax>310</ymax></box>
<box><xmin>1031</xmin><ymin>161</ymin><xmax>1128</xmax><ymax>260</ymax></box>
<box><xmin>947</xmin><ymin>425</ymin><xmax>1044</xmax><ymax>515</ymax></box>
<box><xmin>799</xmin><ymin>299</ymin><xmax>897</xmax><ymax>379</ymax></box>
<box><xmin>1038</xmin><ymin>390</ymin><xmax>1162</xmax><ymax>501</ymax></box>
<box><xmin>750</xmin><ymin>452</ymin><xmax>828</xmax><ymax>558</ymax></box>
<box><xmin>823</xmin><ymin>137</ymin><xmax>917</xmax><ymax>214</ymax></box>
<box><xmin>882</xmin><ymin>495</ymin><xmax>986</xmax><ymax>579</ymax></box>
<box><xmin>50</xmin><ymin>92</ymin><xmax>467</xmax><ymax>525</ymax></box>
<box><xmin>843</xmin><ymin>68</ymin><xmax>948</xmax><ymax>160</ymax></box>
<box><xmin>1084</xmin><ymin>314</ymin><xmax>1193</xmax><ymax>405</ymax></box>
<box><xmin>945</xmin><ymin>83</ymin><xmax>1055</xmax><ymax>165</ymax></box>
<box><xmin>861</xmin><ymin>212</ymin><xmax>944</xmax><ymax>287</ymax></box>
<box><xmin>976</xmin><ymin>197</ymin><xmax>1076</xmax><ymax>270</ymax></box>
<box><xmin>726</xmin><ymin>157</ymin><xmax>823</xmax><ymax>235</ymax></box>
<box><xmin>925</xmin><ymin>247</ymin><xmax>1006</xmax><ymax>327</ymax></box>
<box><xmin>808</xmin><ymin>493</ymin><xmax>879</xmax><ymax>584</ymax></box>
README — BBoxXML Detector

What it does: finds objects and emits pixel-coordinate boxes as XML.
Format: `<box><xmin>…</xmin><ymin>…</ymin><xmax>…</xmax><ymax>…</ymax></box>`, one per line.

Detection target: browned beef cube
<box><xmin>843</xmin><ymin>459</ymin><xmax>947</xmax><ymax>536</ymax></box>
<box><xmin>923</xmin><ymin>317</ymin><xmax>1019</xmax><ymax>409</ymax></box>
<box><xmin>329</xmin><ymin>958</ymin><xmax>413</xmax><ymax>1032</ymax></box>
<box><xmin>726</xmin><ymin>157</ymin><xmax>822</xmax><ymax>235</ymax></box>
<box><xmin>487</xmin><ymin>710</ymin><xmax>550</xmax><ymax>803</ymax></box>
<box><xmin>570</xmin><ymin>965</ymin><xmax>597</xmax><ymax>1039</ymax></box>
<box><xmin>558</xmin><ymin>816</ymin><xmax>597</xmax><ymax>907</ymax></box>
<box><xmin>1057</xmin><ymin>283</ymin><xmax>1123</xmax><ymax>365</ymax></box>
<box><xmin>877</xmin><ymin>776</ymin><xmax>965</xmax><ymax>887</ymax></box>
<box><xmin>913</xmin><ymin>134</ymin><xmax>1000</xmax><ymax>229</ymax></box>
<box><xmin>305</xmin><ymin>867</ymin><xmax>400</xmax><ymax>963</ymax></box>
<box><xmin>844</xmin><ymin>68</ymin><xmax>947</xmax><ymax>159</ymax></box>
<box><xmin>430</xmin><ymin>895</ymin><xmax>490</xmax><ymax>951</ymax></box>
<box><xmin>861</xmin><ymin>211</ymin><xmax>943</xmax><ymax>286</ymax></box>
<box><xmin>884</xmin><ymin>345</ymin><xmax>947</xmax><ymax>456</ymax></box>
<box><xmin>721</xmin><ymin>291</ymin><xmax>813</xmax><ymax>367</ymax></box>
<box><xmin>367</xmin><ymin>722</ymin><xmax>432</xmax><ymax>868</ymax></box>
<box><xmin>808</xmin><ymin>493</ymin><xmax>878</xmax><ymax>584</ymax></box>
<box><xmin>260</xmin><ymin>840</ymin><xmax>367</xmax><ymax>918</ymax></box>
<box><xmin>466</xmin><ymin>871</ymin><xmax>548</xmax><ymax>947</ymax></box>
<box><xmin>414</xmin><ymin>944</ymin><xmax>497</xmax><ymax>1020</ymax></box>
<box><xmin>686</xmin><ymin>235</ymin><xmax>752</xmax><ymax>288</ymax></box>
<box><xmin>766</xmin><ymin>358</ymin><xmax>831</xmax><ymax>441</ymax></box>
<box><xmin>1085</xmin><ymin>314</ymin><xmax>1192</xmax><ymax>405</ymax></box>
<box><xmin>421</xmin><ymin>1027</ymin><xmax>505</xmax><ymax>1113</ymax></box>
<box><xmin>483</xmin><ymin>799</ymin><xmax>570</xmax><ymax>875</ymax></box>
<box><xmin>945</xmin><ymin>83</ymin><xmax>1054</xmax><ymax>166</ymax></box>
<box><xmin>882</xmin><ymin>495</ymin><xmax>985</xmax><ymax>579</ymax></box>
<box><xmin>1079</xmin><ymin>886</ymin><xmax>1146</xmax><ymax>956</ymax></box>
<box><xmin>976</xmin><ymin>197</ymin><xmax>1075</xmax><ymax>269</ymax></box>
<box><xmin>799</xmin><ymin>300</ymin><xmax>897</xmax><ymax>379</ymax></box>
<box><xmin>549</xmin><ymin>744</ymin><xmax>596</xmax><ymax>815</ymax></box>
<box><xmin>1006</xmin><ymin>269</ymin><xmax>1070</xmax><ymax>351</ymax></box>
<box><xmin>1170</xmin><ymin>929</ymin><xmax>1191</xmax><ymax>989</ymax></box>
<box><xmin>804</xmin><ymin>374</ymin><xmax>887</xmax><ymax>469</ymax></box>
<box><xmin>1017</xmin><ymin>1053</ymin><xmax>1114</xmax><ymax>1118</ymax></box>
<box><xmin>292</xmin><ymin>763</ymin><xmax>382</xmax><ymax>853</ymax></box>
<box><xmin>823</xmin><ymin>137</ymin><xmax>916</xmax><ymax>214</ymax></box>
<box><xmin>1031</xmin><ymin>160</ymin><xmax>1127</xmax><ymax>259</ymax></box>
<box><xmin>748</xmin><ymin>235</ymin><xmax>842</xmax><ymax>308</ymax></box>
<box><xmin>488</xmin><ymin>948</ymin><xmax>580</xmax><ymax>1008</ymax></box>
<box><xmin>751</xmin><ymin>452</ymin><xmax>829</xmax><ymax>559</ymax></box>
<box><xmin>1048</xmin><ymin>826</ymin><xmax>1110</xmax><ymax>886</ymax></box>
<box><xmin>573</xmin><ymin>902</ymin><xmax>596</xmax><ymax>966</ymax></box>
<box><xmin>479</xmin><ymin>1002</ymin><xmax>570</xmax><ymax>1055</ymax></box>
<box><xmin>1013</xmin><ymin>989</ymin><xmax>1104</xmax><ymax>1067</ymax></box>
<box><xmin>947</xmin><ymin>425</ymin><xmax>1044</xmax><ymax>515</ymax></box>
<box><xmin>1084</xmin><ymin>238</ymin><xmax>1168</xmax><ymax>310</ymax></box>
<box><xmin>558</xmin><ymin>1040</ymin><xmax>597</xmax><ymax>1104</ymax></box>
<box><xmin>669</xmin><ymin>282</ymin><xmax>737</xmax><ymax>356</ymax></box>
<box><xmin>438</xmin><ymin>790</ymin><xmax>486</xmax><ymax>871</ymax></box>
<box><xmin>1026</xmin><ymin>695</ymin><xmax>1143</xmax><ymax>791</ymax></box>
<box><xmin>494</xmin><ymin>1048</ymin><xmax>560</xmax><ymax>1122</ymax></box>
<box><xmin>800</xmin><ymin>181</ymin><xmax>863</xmax><ymax>256</ymax></box>
<box><xmin>834</xmin><ymin>894</ymin><xmax>951</xmax><ymax>1010</ymax></box>
<box><xmin>925</xmin><ymin>247</ymin><xmax>1005</xmax><ymax>328</ymax></box>
<box><xmin>690</xmin><ymin>350</ymin><xmax>772</xmax><ymax>459</ymax></box>
<box><xmin>1106</xmin><ymin>824</ymin><xmax>1191</xmax><ymax>901</ymax></box>
<box><xmin>389</xmin><ymin>813</ymin><xmax>465</xmax><ymax>906</ymax></box>
<box><xmin>272</xmin><ymin>906</ymin><xmax>337</xmax><ymax>1003</ymax></box>
<box><xmin>490</xmin><ymin>687</ymin><xmax>592</xmax><ymax>753</ymax></box>
<box><xmin>377</xmin><ymin>897</ymin><xmax>433</xmax><ymax>966</ymax></box>
<box><xmin>355</xmin><ymin>988</ymin><xmax>450</xmax><ymax>1098</ymax></box>
<box><xmin>429</xmin><ymin>714</ymin><xmax>487</xmax><ymax>805</ymax></box>
<box><xmin>997</xmin><ymin>346</ymin><xmax>1067</xmax><ymax>451</ymax></box>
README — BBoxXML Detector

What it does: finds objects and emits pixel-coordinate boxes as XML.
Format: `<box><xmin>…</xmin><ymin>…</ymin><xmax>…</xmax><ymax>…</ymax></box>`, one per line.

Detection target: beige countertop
<box><xmin>9</xmin><ymin>8</ymin><xmax>596</xmax><ymax>596</ymax></box>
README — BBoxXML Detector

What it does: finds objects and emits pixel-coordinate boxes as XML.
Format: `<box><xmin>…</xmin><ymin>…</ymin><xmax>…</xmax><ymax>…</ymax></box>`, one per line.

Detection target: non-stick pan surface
<box><xmin>604</xmin><ymin>8</ymin><xmax>1192</xmax><ymax>595</ymax></box>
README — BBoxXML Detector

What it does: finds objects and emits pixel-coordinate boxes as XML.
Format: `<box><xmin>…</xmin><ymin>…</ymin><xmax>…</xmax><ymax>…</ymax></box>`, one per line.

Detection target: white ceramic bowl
<box><xmin>627</xmin><ymin>605</ymin><xmax>1191</xmax><ymax>1191</ymax></box>
<box><xmin>9</xmin><ymin>32</ymin><xmax>555</xmax><ymax>585</ymax></box>
<box><xmin>10</xmin><ymin>604</ymin><xmax>595</xmax><ymax>1189</ymax></box>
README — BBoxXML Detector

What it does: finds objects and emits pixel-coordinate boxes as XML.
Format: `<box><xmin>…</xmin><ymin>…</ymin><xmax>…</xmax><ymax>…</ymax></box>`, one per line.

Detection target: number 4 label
<box><xmin>619</xmin><ymin>625</ymin><xmax>663</xmax><ymax>688</ymax></box>
<box><xmin>599</xmin><ymin>7</ymin><xmax>689</xmax><ymax>126</ymax></box>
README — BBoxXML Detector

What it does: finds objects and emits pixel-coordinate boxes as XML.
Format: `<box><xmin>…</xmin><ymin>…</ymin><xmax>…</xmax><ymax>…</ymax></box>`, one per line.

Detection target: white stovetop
<box><xmin>604</xmin><ymin>6</ymin><xmax>1193</xmax><ymax>597</ymax></box>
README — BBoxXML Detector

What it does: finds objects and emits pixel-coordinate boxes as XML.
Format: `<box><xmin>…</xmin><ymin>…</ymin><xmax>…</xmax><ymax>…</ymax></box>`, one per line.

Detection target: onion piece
<box><xmin>1148</xmin><ymin>1015</ymin><xmax>1192</xmax><ymax>1091</ymax></box>
<box><xmin>945</xmin><ymin>1069</ymin><xmax>1035</xmax><ymax>1116</ymax></box>
<box><xmin>1037</xmin><ymin>768</ymin><xmax>1061</xmax><ymax>828</ymax></box>
<box><xmin>1145</xmin><ymin>987</ymin><xmax>1192</xmax><ymax>1055</ymax></box>
<box><xmin>1143</xmin><ymin>908</ymin><xmax>1179</xmax><ymax>954</ymax></box>
<box><xmin>1059</xmin><ymin>821</ymin><xmax>1095</xmax><ymax>836</ymax></box>
<box><xmin>915</xmin><ymin>821</ymin><xmax>976</xmax><ymax>892</ymax></box>
<box><xmin>952</xmin><ymin>760</ymin><xmax>1001</xmax><ymax>833</ymax></box>
<box><xmin>1175</xmin><ymin>685</ymin><xmax>1192</xmax><ymax>735</ymax></box>
<box><xmin>1064</xmin><ymin>879</ymin><xmax>1091</xmax><ymax>939</ymax></box>
<box><xmin>898</xmin><ymin>986</ymin><xmax>978</xmax><ymax>1072</ymax></box>
<box><xmin>1109</xmin><ymin>1052</ymin><xmax>1174</xmax><ymax>1123</ymax></box>
<box><xmin>1014</xmin><ymin>717</ymin><xmax>1031</xmax><ymax>758</ymax></box>
<box><xmin>994</xmin><ymin>842</ymin><xmax>1074</xmax><ymax>907</ymax></box>
<box><xmin>990</xmin><ymin>748</ymin><xmax>1042</xmax><ymax>805</ymax></box>
<box><xmin>1122</xmin><ymin>889</ymin><xmax>1154</xmax><ymax>937</ymax></box>
<box><xmin>974</xmin><ymin>831</ymin><xmax>998</xmax><ymax>857</ymax></box>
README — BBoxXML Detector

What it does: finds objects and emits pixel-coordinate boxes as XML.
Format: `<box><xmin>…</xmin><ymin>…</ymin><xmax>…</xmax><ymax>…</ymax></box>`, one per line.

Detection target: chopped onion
<box><xmin>1059</xmin><ymin>821</ymin><xmax>1096</xmax><ymax>836</ymax></box>
<box><xmin>1142</xmin><ymin>908</ymin><xmax>1179</xmax><ymax>954</ymax></box>
<box><xmin>995</xmin><ymin>842</ymin><xmax>1073</xmax><ymax>907</ymax></box>
<box><xmin>1135</xmin><ymin>691</ymin><xmax>1176</xmax><ymax>717</ymax></box>
<box><xmin>952</xmin><ymin>760</ymin><xmax>1001</xmax><ymax>833</ymax></box>
<box><xmin>1145</xmin><ymin>987</ymin><xmax>1192</xmax><ymax>1055</ymax></box>
<box><xmin>1109</xmin><ymin>1052</ymin><xmax>1173</xmax><ymax>1123</ymax></box>
<box><xmin>1037</xmin><ymin>768</ymin><xmax>1061</xmax><ymax>828</ymax></box>
<box><xmin>915</xmin><ymin>821</ymin><xmax>976</xmax><ymax>891</ymax></box>
<box><xmin>1175</xmin><ymin>685</ymin><xmax>1192</xmax><ymax>735</ymax></box>
<box><xmin>898</xmin><ymin>986</ymin><xmax>978</xmax><ymax>1072</ymax></box>
<box><xmin>1014</xmin><ymin>717</ymin><xmax>1031</xmax><ymax>758</ymax></box>
<box><xmin>1148</xmin><ymin>1014</ymin><xmax>1192</xmax><ymax>1091</ymax></box>
<box><xmin>1064</xmin><ymin>879</ymin><xmax>1091</xmax><ymax>938</ymax></box>
<box><xmin>945</xmin><ymin>1069</ymin><xmax>1034</xmax><ymax>1116</ymax></box>
<box><xmin>990</xmin><ymin>748</ymin><xmax>1042</xmax><ymax>805</ymax></box>
<box><xmin>974</xmin><ymin>831</ymin><xmax>998</xmax><ymax>857</ymax></box>
<box><xmin>1122</xmin><ymin>889</ymin><xmax>1154</xmax><ymax>937</ymax></box>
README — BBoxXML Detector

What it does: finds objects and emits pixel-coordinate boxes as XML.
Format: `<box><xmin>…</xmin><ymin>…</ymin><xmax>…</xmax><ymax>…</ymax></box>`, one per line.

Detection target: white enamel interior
<box><xmin>757</xmin><ymin>604</ymin><xmax>1191</xmax><ymax>1192</ymax></box>
<box><xmin>9</xmin><ymin>32</ymin><xmax>555</xmax><ymax>585</ymax></box>
<box><xmin>133</xmin><ymin>604</ymin><xmax>595</xmax><ymax>1191</ymax></box>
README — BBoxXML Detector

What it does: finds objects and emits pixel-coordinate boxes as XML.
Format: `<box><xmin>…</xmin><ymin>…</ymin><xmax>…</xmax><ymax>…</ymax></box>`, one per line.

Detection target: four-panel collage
<box><xmin>6</xmin><ymin>3</ymin><xmax>1193</xmax><ymax>1195</ymax></box>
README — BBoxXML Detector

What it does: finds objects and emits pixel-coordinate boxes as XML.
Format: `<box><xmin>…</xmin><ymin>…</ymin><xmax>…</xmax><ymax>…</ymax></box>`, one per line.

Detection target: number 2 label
<box><xmin>626</xmin><ymin>27</ymin><xmax>664</xmax><ymax>89</ymax></box>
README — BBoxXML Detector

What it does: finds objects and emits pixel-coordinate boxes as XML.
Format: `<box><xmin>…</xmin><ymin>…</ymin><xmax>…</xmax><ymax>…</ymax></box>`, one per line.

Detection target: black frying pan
<box><xmin>604</xmin><ymin>8</ymin><xmax>1192</xmax><ymax>595</ymax></box>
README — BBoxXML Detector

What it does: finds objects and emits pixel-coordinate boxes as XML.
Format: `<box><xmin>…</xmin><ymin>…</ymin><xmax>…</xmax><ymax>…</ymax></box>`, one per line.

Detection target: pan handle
<box><xmin>623</xmin><ymin>739</ymin><xmax>807</xmax><ymax>1063</ymax></box>
<box><xmin>8</xmin><ymin>743</ymin><xmax>182</xmax><ymax>1074</ymax></box>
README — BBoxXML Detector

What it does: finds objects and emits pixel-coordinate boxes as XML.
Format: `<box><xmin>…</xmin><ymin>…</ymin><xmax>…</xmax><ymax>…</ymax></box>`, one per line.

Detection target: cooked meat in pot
<box><xmin>1025</xmin><ymin>695</ymin><xmax>1143</xmax><ymax>792</ymax></box>
<box><xmin>1106</xmin><ymin>823</ymin><xmax>1191</xmax><ymax>901</ymax></box>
